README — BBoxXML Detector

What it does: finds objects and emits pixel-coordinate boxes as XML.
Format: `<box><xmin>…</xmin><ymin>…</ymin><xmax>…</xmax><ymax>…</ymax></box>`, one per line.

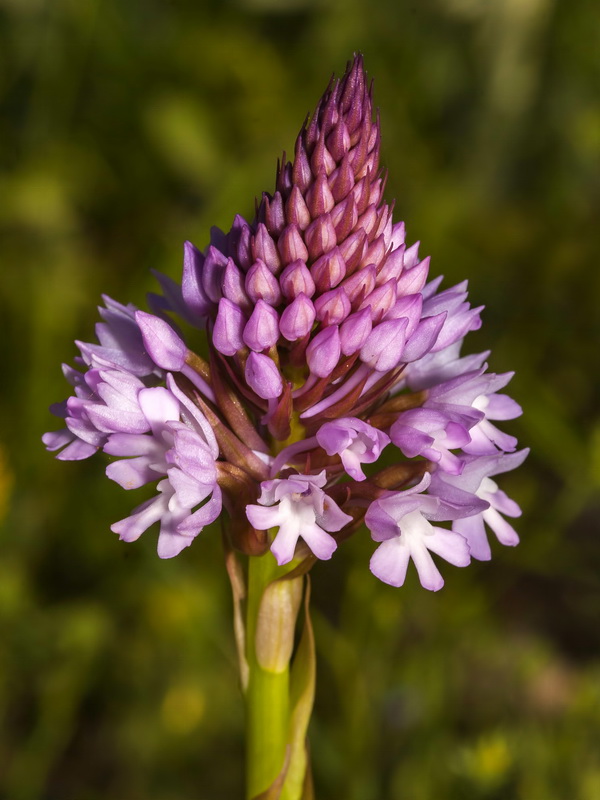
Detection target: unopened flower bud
<box><xmin>245</xmin><ymin>352</ymin><xmax>283</xmax><ymax>399</ymax></box>
<box><xmin>292</xmin><ymin>136</ymin><xmax>312</xmax><ymax>192</ymax></box>
<box><xmin>229</xmin><ymin>214</ymin><xmax>253</xmax><ymax>271</ymax></box>
<box><xmin>330</xmin><ymin>195</ymin><xmax>358</xmax><ymax>241</ymax></box>
<box><xmin>202</xmin><ymin>246</ymin><xmax>229</xmax><ymax>303</ymax></box>
<box><xmin>243</xmin><ymin>300</ymin><xmax>280</xmax><ymax>351</ymax></box>
<box><xmin>385</xmin><ymin>293</ymin><xmax>423</xmax><ymax>337</ymax></box>
<box><xmin>360</xmin><ymin>317</ymin><xmax>408</xmax><ymax>371</ymax></box>
<box><xmin>305</xmin><ymin>213</ymin><xmax>337</xmax><ymax>261</ymax></box>
<box><xmin>356</xmin><ymin>204</ymin><xmax>379</xmax><ymax>242</ymax></box>
<box><xmin>182</xmin><ymin>241</ymin><xmax>211</xmax><ymax>319</ymax></box>
<box><xmin>326</xmin><ymin>119</ymin><xmax>351</xmax><ymax>162</ymax></box>
<box><xmin>314</xmin><ymin>287</ymin><xmax>351</xmax><ymax>324</ymax></box>
<box><xmin>252</xmin><ymin>223</ymin><xmax>280</xmax><ymax>272</ymax></box>
<box><xmin>213</xmin><ymin>298</ymin><xmax>246</xmax><ymax>356</ymax></box>
<box><xmin>329</xmin><ymin>153</ymin><xmax>355</xmax><ymax>202</ymax></box>
<box><xmin>342</xmin><ymin>264</ymin><xmax>376</xmax><ymax>305</ymax></box>
<box><xmin>376</xmin><ymin>244</ymin><xmax>405</xmax><ymax>285</ymax></box>
<box><xmin>222</xmin><ymin>259</ymin><xmax>251</xmax><ymax>310</ymax></box>
<box><xmin>262</xmin><ymin>192</ymin><xmax>285</xmax><ymax>236</ymax></box>
<box><xmin>352</xmin><ymin>175</ymin><xmax>371</xmax><ymax>215</ymax></box>
<box><xmin>285</xmin><ymin>186</ymin><xmax>311</xmax><ymax>230</ymax></box>
<box><xmin>339</xmin><ymin>307</ymin><xmax>373</xmax><ymax>355</ymax></box>
<box><xmin>310</xmin><ymin>133</ymin><xmax>336</xmax><ymax>176</ymax></box>
<box><xmin>279</xmin><ymin>293</ymin><xmax>316</xmax><ymax>341</ymax></box>
<box><xmin>310</xmin><ymin>247</ymin><xmax>346</xmax><ymax>292</ymax></box>
<box><xmin>280</xmin><ymin>260</ymin><xmax>316</xmax><ymax>300</ymax></box>
<box><xmin>306</xmin><ymin>325</ymin><xmax>341</xmax><ymax>377</ymax></box>
<box><xmin>245</xmin><ymin>260</ymin><xmax>282</xmax><ymax>305</ymax></box>
<box><xmin>278</xmin><ymin>224</ymin><xmax>309</xmax><ymax>265</ymax></box>
<box><xmin>306</xmin><ymin>171</ymin><xmax>335</xmax><ymax>217</ymax></box>
<box><xmin>396</xmin><ymin>255</ymin><xmax>430</xmax><ymax>295</ymax></box>
<box><xmin>136</xmin><ymin>311</ymin><xmax>186</xmax><ymax>371</ymax></box>
<box><xmin>339</xmin><ymin>229</ymin><xmax>367</xmax><ymax>273</ymax></box>
<box><xmin>362</xmin><ymin>233</ymin><xmax>387</xmax><ymax>267</ymax></box>
<box><xmin>358</xmin><ymin>279</ymin><xmax>397</xmax><ymax>322</ymax></box>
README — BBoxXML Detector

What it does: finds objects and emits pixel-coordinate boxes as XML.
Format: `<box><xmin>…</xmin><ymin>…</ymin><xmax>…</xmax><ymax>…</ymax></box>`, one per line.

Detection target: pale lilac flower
<box><xmin>246</xmin><ymin>472</ymin><xmax>352</xmax><ymax>565</ymax></box>
<box><xmin>42</xmin><ymin>364</ymin><xmax>100</xmax><ymax>460</ymax></box>
<box><xmin>108</xmin><ymin>376</ymin><xmax>221</xmax><ymax>557</ymax></box>
<box><xmin>104</xmin><ymin>386</ymin><xmax>181</xmax><ymax>490</ymax></box>
<box><xmin>77</xmin><ymin>296</ymin><xmax>159</xmax><ymax>377</ymax></box>
<box><xmin>402</xmin><ymin>343</ymin><xmax>489</xmax><ymax>393</ymax></box>
<box><xmin>147</xmin><ymin>262</ymin><xmax>196</xmax><ymax>327</ymax></box>
<box><xmin>103</xmin><ymin>373</ymin><xmax>217</xmax><ymax>487</ymax></box>
<box><xmin>462</xmin><ymin>392</ymin><xmax>522</xmax><ymax>455</ymax></box>
<box><xmin>424</xmin><ymin>367</ymin><xmax>522</xmax><ymax>455</ymax></box>
<box><xmin>366</xmin><ymin>475</ymin><xmax>474</xmax><ymax>591</ymax></box>
<box><xmin>111</xmin><ymin>425</ymin><xmax>222</xmax><ymax>559</ymax></box>
<box><xmin>431</xmin><ymin>449</ymin><xmax>529</xmax><ymax>560</ymax></box>
<box><xmin>43</xmin><ymin>367</ymin><xmax>151</xmax><ymax>460</ymax></box>
<box><xmin>421</xmin><ymin>279</ymin><xmax>483</xmax><ymax>352</ymax></box>
<box><xmin>316</xmin><ymin>418</ymin><xmax>390</xmax><ymax>480</ymax></box>
<box><xmin>42</xmin><ymin>426</ymin><xmax>98</xmax><ymax>461</ymax></box>
<box><xmin>390</xmin><ymin>408</ymin><xmax>477</xmax><ymax>475</ymax></box>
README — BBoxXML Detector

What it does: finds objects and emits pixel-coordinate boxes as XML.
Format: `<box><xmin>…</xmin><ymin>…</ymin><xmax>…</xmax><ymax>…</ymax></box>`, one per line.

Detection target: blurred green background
<box><xmin>1</xmin><ymin>0</ymin><xmax>599</xmax><ymax>798</ymax></box>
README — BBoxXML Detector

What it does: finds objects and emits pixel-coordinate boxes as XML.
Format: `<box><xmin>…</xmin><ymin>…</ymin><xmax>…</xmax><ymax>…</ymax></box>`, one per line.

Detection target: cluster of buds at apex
<box><xmin>43</xmin><ymin>55</ymin><xmax>527</xmax><ymax>590</ymax></box>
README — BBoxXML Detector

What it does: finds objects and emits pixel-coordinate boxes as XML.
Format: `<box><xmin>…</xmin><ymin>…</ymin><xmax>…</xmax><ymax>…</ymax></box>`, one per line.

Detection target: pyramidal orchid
<box><xmin>43</xmin><ymin>56</ymin><xmax>527</xmax><ymax>800</ymax></box>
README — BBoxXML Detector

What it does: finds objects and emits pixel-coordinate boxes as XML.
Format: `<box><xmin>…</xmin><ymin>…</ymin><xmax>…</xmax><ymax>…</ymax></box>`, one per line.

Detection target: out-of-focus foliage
<box><xmin>1</xmin><ymin>0</ymin><xmax>599</xmax><ymax>797</ymax></box>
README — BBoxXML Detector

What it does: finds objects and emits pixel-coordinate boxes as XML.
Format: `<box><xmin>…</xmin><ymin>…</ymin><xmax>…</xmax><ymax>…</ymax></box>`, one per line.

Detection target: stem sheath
<box><xmin>246</xmin><ymin>553</ymin><xmax>298</xmax><ymax>798</ymax></box>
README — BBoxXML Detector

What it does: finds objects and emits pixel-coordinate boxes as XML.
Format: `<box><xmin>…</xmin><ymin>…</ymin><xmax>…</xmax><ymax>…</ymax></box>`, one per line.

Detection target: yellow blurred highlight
<box><xmin>161</xmin><ymin>683</ymin><xmax>206</xmax><ymax>735</ymax></box>
<box><xmin>581</xmin><ymin>769</ymin><xmax>600</xmax><ymax>800</ymax></box>
<box><xmin>456</xmin><ymin>732</ymin><xmax>512</xmax><ymax>788</ymax></box>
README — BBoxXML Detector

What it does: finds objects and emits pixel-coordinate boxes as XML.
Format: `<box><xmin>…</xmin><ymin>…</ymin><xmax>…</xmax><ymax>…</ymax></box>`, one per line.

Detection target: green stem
<box><xmin>245</xmin><ymin>552</ymin><xmax>294</xmax><ymax>799</ymax></box>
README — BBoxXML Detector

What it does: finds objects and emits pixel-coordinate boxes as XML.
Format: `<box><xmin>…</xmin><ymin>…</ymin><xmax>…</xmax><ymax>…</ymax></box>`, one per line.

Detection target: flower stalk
<box><xmin>243</xmin><ymin>549</ymin><xmax>313</xmax><ymax>800</ymax></box>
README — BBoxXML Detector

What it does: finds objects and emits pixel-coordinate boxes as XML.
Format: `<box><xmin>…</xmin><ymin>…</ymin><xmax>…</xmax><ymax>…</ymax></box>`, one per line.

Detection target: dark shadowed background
<box><xmin>1</xmin><ymin>0</ymin><xmax>599</xmax><ymax>798</ymax></box>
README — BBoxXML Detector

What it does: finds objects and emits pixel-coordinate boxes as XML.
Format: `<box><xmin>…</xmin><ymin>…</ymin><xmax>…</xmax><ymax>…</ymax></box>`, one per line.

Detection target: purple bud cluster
<box><xmin>44</xmin><ymin>56</ymin><xmax>527</xmax><ymax>589</ymax></box>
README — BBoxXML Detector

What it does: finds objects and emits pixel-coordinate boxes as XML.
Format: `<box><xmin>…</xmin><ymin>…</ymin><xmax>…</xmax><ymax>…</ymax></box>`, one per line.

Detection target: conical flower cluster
<box><xmin>44</xmin><ymin>56</ymin><xmax>527</xmax><ymax>590</ymax></box>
